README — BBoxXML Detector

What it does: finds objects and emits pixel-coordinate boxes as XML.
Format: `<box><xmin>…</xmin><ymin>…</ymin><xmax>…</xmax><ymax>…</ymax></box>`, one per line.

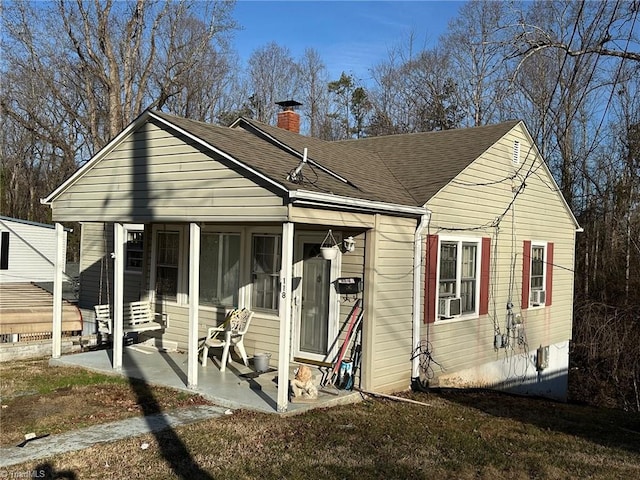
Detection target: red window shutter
<box><xmin>545</xmin><ymin>242</ymin><xmax>554</xmax><ymax>306</ymax></box>
<box><xmin>424</xmin><ymin>234</ymin><xmax>438</xmax><ymax>323</ymax></box>
<box><xmin>479</xmin><ymin>237</ymin><xmax>491</xmax><ymax>315</ymax></box>
<box><xmin>522</xmin><ymin>240</ymin><xmax>531</xmax><ymax>309</ymax></box>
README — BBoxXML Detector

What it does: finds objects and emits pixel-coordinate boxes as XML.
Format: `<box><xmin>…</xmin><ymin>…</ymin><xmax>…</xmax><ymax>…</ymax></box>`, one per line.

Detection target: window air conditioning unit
<box><xmin>530</xmin><ymin>289</ymin><xmax>546</xmax><ymax>306</ymax></box>
<box><xmin>439</xmin><ymin>297</ymin><xmax>462</xmax><ymax>318</ymax></box>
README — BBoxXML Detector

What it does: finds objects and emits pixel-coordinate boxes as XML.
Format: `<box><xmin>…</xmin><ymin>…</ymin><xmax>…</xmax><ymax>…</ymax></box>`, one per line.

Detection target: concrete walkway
<box><xmin>0</xmin><ymin>405</ymin><xmax>227</xmax><ymax>468</ymax></box>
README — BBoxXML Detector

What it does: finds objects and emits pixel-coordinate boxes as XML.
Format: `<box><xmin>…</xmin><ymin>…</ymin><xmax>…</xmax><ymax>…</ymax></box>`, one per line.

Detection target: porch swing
<box><xmin>93</xmin><ymin>224</ymin><xmax>166</xmax><ymax>338</ymax></box>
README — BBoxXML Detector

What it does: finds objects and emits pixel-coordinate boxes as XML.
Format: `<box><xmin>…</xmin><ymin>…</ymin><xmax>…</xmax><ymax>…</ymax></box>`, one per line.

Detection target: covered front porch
<box><xmin>51</xmin><ymin>343</ymin><xmax>361</xmax><ymax>414</ymax></box>
<box><xmin>48</xmin><ymin>216</ymin><xmax>376</xmax><ymax>413</ymax></box>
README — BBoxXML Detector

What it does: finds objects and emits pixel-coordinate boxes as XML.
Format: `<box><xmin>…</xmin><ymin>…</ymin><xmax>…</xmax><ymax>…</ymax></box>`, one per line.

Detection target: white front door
<box><xmin>293</xmin><ymin>233</ymin><xmax>341</xmax><ymax>362</ymax></box>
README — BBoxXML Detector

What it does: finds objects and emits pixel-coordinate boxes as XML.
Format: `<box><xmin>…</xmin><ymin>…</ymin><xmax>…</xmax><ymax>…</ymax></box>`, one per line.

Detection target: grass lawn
<box><xmin>1</xmin><ymin>358</ymin><xmax>639</xmax><ymax>479</ymax></box>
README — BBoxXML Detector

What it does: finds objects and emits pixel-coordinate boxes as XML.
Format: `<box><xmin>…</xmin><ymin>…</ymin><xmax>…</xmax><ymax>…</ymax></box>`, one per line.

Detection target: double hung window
<box><xmin>425</xmin><ymin>234</ymin><xmax>490</xmax><ymax>323</ymax></box>
<box><xmin>522</xmin><ymin>240</ymin><xmax>553</xmax><ymax>308</ymax></box>
<box><xmin>251</xmin><ymin>234</ymin><xmax>282</xmax><ymax>311</ymax></box>
<box><xmin>199</xmin><ymin>233</ymin><xmax>240</xmax><ymax>307</ymax></box>
<box><xmin>438</xmin><ymin>240</ymin><xmax>479</xmax><ymax>317</ymax></box>
<box><xmin>125</xmin><ymin>227</ymin><xmax>144</xmax><ymax>273</ymax></box>
<box><xmin>155</xmin><ymin>231</ymin><xmax>180</xmax><ymax>302</ymax></box>
<box><xmin>527</xmin><ymin>243</ymin><xmax>548</xmax><ymax>307</ymax></box>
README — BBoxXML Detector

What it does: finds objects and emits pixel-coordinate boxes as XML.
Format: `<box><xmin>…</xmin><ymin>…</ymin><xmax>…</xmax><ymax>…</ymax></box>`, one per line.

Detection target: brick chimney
<box><xmin>276</xmin><ymin>100</ymin><xmax>302</xmax><ymax>133</ymax></box>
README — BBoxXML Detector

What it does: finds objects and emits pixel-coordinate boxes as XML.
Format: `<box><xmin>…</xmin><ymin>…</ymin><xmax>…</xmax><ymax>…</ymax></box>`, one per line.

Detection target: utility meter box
<box><xmin>335</xmin><ymin>277</ymin><xmax>363</xmax><ymax>295</ymax></box>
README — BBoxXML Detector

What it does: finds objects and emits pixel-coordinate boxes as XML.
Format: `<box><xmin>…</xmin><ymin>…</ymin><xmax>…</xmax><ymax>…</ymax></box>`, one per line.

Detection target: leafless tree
<box><xmin>442</xmin><ymin>0</ymin><xmax>512</xmax><ymax>126</ymax></box>
<box><xmin>0</xmin><ymin>0</ymin><xmax>237</xmax><ymax>224</ymax></box>
<box><xmin>246</xmin><ymin>42</ymin><xmax>300</xmax><ymax>124</ymax></box>
<box><xmin>369</xmin><ymin>35</ymin><xmax>462</xmax><ymax>135</ymax></box>
<box><xmin>507</xmin><ymin>1</ymin><xmax>615</xmax><ymax>211</ymax></box>
<box><xmin>298</xmin><ymin>48</ymin><xmax>330</xmax><ymax>138</ymax></box>
<box><xmin>509</xmin><ymin>0</ymin><xmax>640</xmax><ymax>67</ymax></box>
<box><xmin>505</xmin><ymin>1</ymin><xmax>640</xmax><ymax>411</ymax></box>
<box><xmin>153</xmin><ymin>9</ymin><xmax>238</xmax><ymax>123</ymax></box>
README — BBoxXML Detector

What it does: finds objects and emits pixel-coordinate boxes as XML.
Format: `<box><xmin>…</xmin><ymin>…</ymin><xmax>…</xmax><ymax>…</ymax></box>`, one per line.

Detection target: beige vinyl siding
<box><xmin>368</xmin><ymin>214</ymin><xmax>417</xmax><ymax>393</ymax></box>
<box><xmin>288</xmin><ymin>206</ymin><xmax>376</xmax><ymax>228</ymax></box>
<box><xmin>79</xmin><ymin>223</ymin><xmax>143</xmax><ymax>311</ymax></box>
<box><xmin>333</xmin><ymin>231</ymin><xmax>366</xmax><ymax>366</ymax></box>
<box><xmin>157</xmin><ymin>304</ymin><xmax>282</xmax><ymax>362</ymax></box>
<box><xmin>423</xmin><ymin>124</ymin><xmax>577</xmax><ymax>381</ymax></box>
<box><xmin>52</xmin><ymin>121</ymin><xmax>288</xmax><ymax>222</ymax></box>
<box><xmin>78</xmin><ymin>223</ymin><xmax>108</xmax><ymax>309</ymax></box>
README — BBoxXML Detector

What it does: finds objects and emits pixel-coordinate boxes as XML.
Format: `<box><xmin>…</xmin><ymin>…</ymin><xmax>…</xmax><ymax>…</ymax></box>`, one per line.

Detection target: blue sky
<box><xmin>232</xmin><ymin>1</ymin><xmax>464</xmax><ymax>83</ymax></box>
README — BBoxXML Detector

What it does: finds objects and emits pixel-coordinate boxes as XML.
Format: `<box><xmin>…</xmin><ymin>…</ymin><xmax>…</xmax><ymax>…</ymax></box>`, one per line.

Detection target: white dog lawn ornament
<box><xmin>291</xmin><ymin>365</ymin><xmax>318</xmax><ymax>400</ymax></box>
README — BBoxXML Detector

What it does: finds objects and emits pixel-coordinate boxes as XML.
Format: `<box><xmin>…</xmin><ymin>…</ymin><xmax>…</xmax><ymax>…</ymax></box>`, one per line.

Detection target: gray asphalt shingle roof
<box><xmin>152</xmin><ymin>111</ymin><xmax>370</xmax><ymax>201</ymax></box>
<box><xmin>235</xmin><ymin>117</ymin><xmax>417</xmax><ymax>205</ymax></box>
<box><xmin>152</xmin><ymin>110</ymin><xmax>519</xmax><ymax>207</ymax></box>
<box><xmin>336</xmin><ymin>121</ymin><xmax>521</xmax><ymax>205</ymax></box>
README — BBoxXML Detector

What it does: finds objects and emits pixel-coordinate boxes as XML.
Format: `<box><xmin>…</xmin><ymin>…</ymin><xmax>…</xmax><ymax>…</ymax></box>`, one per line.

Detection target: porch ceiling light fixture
<box><xmin>343</xmin><ymin>236</ymin><xmax>356</xmax><ymax>253</ymax></box>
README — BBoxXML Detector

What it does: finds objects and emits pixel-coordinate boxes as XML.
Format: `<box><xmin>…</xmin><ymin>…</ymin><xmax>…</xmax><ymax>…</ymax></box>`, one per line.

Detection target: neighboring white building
<box><xmin>0</xmin><ymin>216</ymin><xmax>70</xmax><ymax>284</ymax></box>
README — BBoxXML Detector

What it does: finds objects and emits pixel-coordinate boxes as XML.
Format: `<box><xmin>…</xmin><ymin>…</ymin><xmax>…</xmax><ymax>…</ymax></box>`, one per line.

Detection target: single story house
<box><xmin>43</xmin><ymin>106</ymin><xmax>581</xmax><ymax>411</ymax></box>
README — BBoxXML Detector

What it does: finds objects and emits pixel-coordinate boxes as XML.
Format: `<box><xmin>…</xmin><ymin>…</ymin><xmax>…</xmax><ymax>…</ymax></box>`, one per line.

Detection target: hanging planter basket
<box><xmin>320</xmin><ymin>229</ymin><xmax>340</xmax><ymax>260</ymax></box>
<box><xmin>320</xmin><ymin>245</ymin><xmax>340</xmax><ymax>260</ymax></box>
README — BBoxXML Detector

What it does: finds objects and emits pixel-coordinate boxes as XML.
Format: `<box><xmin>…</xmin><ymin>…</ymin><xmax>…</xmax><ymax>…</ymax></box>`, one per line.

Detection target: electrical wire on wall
<box><xmin>411</xmin><ymin>338</ymin><xmax>443</xmax><ymax>389</ymax></box>
<box><xmin>411</xmin><ymin>224</ymin><xmax>443</xmax><ymax>391</ymax></box>
<box><xmin>489</xmin><ymin>223</ymin><xmax>503</xmax><ymax>343</ymax></box>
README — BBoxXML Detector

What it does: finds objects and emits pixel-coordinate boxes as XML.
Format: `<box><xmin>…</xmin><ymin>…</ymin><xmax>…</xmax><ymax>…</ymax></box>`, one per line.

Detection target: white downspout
<box><xmin>412</xmin><ymin>211</ymin><xmax>431</xmax><ymax>381</ymax></box>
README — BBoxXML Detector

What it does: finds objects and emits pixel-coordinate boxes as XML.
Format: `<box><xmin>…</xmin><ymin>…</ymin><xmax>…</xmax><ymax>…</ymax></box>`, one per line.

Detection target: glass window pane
<box><xmin>200</xmin><ymin>233</ymin><xmax>240</xmax><ymax>307</ymax></box>
<box><xmin>126</xmin><ymin>231</ymin><xmax>143</xmax><ymax>271</ymax></box>
<box><xmin>531</xmin><ymin>246</ymin><xmax>544</xmax><ymax>276</ymax></box>
<box><xmin>252</xmin><ymin>235</ymin><xmax>281</xmax><ymax>310</ymax></box>
<box><xmin>461</xmin><ymin>243</ymin><xmax>476</xmax><ymax>279</ymax></box>
<box><xmin>531</xmin><ymin>246</ymin><xmax>545</xmax><ymax>292</ymax></box>
<box><xmin>439</xmin><ymin>242</ymin><xmax>457</xmax><ymax>294</ymax></box>
<box><xmin>200</xmin><ymin>234</ymin><xmax>221</xmax><ymax>305</ymax></box>
<box><xmin>156</xmin><ymin>231</ymin><xmax>179</xmax><ymax>301</ymax></box>
<box><xmin>460</xmin><ymin>280</ymin><xmax>475</xmax><ymax>312</ymax></box>
<box><xmin>156</xmin><ymin>266</ymin><xmax>178</xmax><ymax>299</ymax></box>
<box><xmin>221</xmin><ymin>235</ymin><xmax>241</xmax><ymax>306</ymax></box>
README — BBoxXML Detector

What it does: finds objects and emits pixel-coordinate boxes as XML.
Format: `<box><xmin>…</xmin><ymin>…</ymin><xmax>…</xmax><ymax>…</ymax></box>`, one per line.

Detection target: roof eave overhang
<box><xmin>289</xmin><ymin>190</ymin><xmax>426</xmax><ymax>217</ymax></box>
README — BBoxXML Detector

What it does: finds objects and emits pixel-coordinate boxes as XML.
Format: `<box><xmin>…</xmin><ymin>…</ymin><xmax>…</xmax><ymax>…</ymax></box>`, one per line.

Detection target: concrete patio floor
<box><xmin>49</xmin><ymin>344</ymin><xmax>361</xmax><ymax>415</ymax></box>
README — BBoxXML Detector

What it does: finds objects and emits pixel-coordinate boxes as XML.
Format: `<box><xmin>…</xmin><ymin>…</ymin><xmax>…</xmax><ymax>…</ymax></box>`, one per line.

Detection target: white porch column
<box><xmin>277</xmin><ymin>222</ymin><xmax>294</xmax><ymax>412</ymax></box>
<box><xmin>52</xmin><ymin>223</ymin><xmax>64</xmax><ymax>358</ymax></box>
<box><xmin>187</xmin><ymin>222</ymin><xmax>201</xmax><ymax>388</ymax></box>
<box><xmin>113</xmin><ymin>222</ymin><xmax>125</xmax><ymax>370</ymax></box>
